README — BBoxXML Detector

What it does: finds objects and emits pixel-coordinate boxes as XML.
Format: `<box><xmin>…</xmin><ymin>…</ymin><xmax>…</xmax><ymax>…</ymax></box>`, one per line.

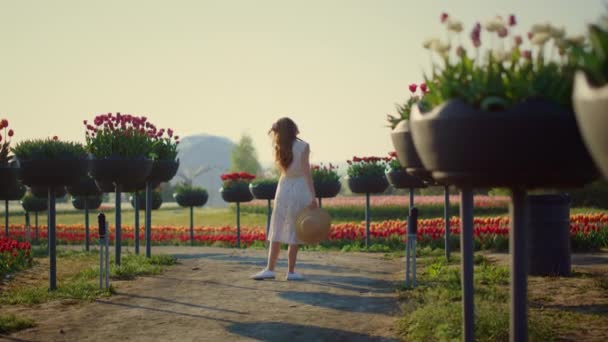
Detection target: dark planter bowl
<box><xmin>391</xmin><ymin>120</ymin><xmax>426</xmax><ymax>172</ymax></box>
<box><xmin>410</xmin><ymin>99</ymin><xmax>599</xmax><ymax>188</ymax></box>
<box><xmin>72</xmin><ymin>196</ymin><xmax>103</xmax><ymax>210</ymax></box>
<box><xmin>30</xmin><ymin>186</ymin><xmax>66</xmax><ymax>198</ymax></box>
<box><xmin>0</xmin><ymin>183</ymin><xmax>26</xmax><ymax>201</ymax></box>
<box><xmin>147</xmin><ymin>159</ymin><xmax>179</xmax><ymax>183</ymax></box>
<box><xmin>174</xmin><ymin>192</ymin><xmax>209</xmax><ymax>207</ymax></box>
<box><xmin>121</xmin><ymin>180</ymin><xmax>161</xmax><ymax>193</ymax></box>
<box><xmin>67</xmin><ymin>177</ymin><xmax>101</xmax><ymax>197</ymax></box>
<box><xmin>21</xmin><ymin>196</ymin><xmax>48</xmax><ymax>212</ymax></box>
<box><xmin>347</xmin><ymin>175</ymin><xmax>389</xmax><ymax>194</ymax></box>
<box><xmin>249</xmin><ymin>182</ymin><xmax>278</xmax><ymax>200</ymax></box>
<box><xmin>386</xmin><ymin>170</ymin><xmax>427</xmax><ymax>189</ymax></box>
<box><xmin>0</xmin><ymin>167</ymin><xmax>20</xmax><ymax>197</ymax></box>
<box><xmin>90</xmin><ymin>157</ymin><xmax>153</xmax><ymax>185</ymax></box>
<box><xmin>96</xmin><ymin>180</ymin><xmax>116</xmax><ymax>193</ymax></box>
<box><xmin>130</xmin><ymin>192</ymin><xmax>163</xmax><ymax>210</ymax></box>
<box><xmin>314</xmin><ymin>179</ymin><xmax>341</xmax><ymax>198</ymax></box>
<box><xmin>220</xmin><ymin>183</ymin><xmax>254</xmax><ymax>203</ymax></box>
<box><xmin>574</xmin><ymin>72</ymin><xmax>608</xmax><ymax>179</ymax></box>
<box><xmin>19</xmin><ymin>158</ymin><xmax>90</xmax><ymax>187</ymax></box>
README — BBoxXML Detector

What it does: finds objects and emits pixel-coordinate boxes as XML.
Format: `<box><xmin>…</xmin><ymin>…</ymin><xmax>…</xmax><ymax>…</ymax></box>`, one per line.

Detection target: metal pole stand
<box><xmin>35</xmin><ymin>211</ymin><xmax>39</xmax><ymax>242</ymax></box>
<box><xmin>365</xmin><ymin>192</ymin><xmax>371</xmax><ymax>248</ymax></box>
<box><xmin>405</xmin><ymin>207</ymin><xmax>418</xmax><ymax>288</ymax></box>
<box><xmin>190</xmin><ymin>206</ymin><xmax>194</xmax><ymax>246</ymax></box>
<box><xmin>236</xmin><ymin>202</ymin><xmax>241</xmax><ymax>248</ymax></box>
<box><xmin>85</xmin><ymin>198</ymin><xmax>90</xmax><ymax>252</ymax></box>
<box><xmin>444</xmin><ymin>185</ymin><xmax>451</xmax><ymax>261</ymax></box>
<box><xmin>4</xmin><ymin>199</ymin><xmax>9</xmax><ymax>238</ymax></box>
<box><xmin>134</xmin><ymin>190</ymin><xmax>140</xmax><ymax>255</ymax></box>
<box><xmin>145</xmin><ymin>182</ymin><xmax>152</xmax><ymax>258</ymax></box>
<box><xmin>98</xmin><ymin>213</ymin><xmax>110</xmax><ymax>290</ymax></box>
<box><xmin>318</xmin><ymin>197</ymin><xmax>322</xmax><ymax>209</ymax></box>
<box><xmin>460</xmin><ymin>188</ymin><xmax>474</xmax><ymax>342</ymax></box>
<box><xmin>25</xmin><ymin>212</ymin><xmax>30</xmax><ymax>242</ymax></box>
<box><xmin>115</xmin><ymin>184</ymin><xmax>122</xmax><ymax>266</ymax></box>
<box><xmin>48</xmin><ymin>186</ymin><xmax>57</xmax><ymax>291</ymax></box>
<box><xmin>510</xmin><ymin>188</ymin><xmax>528</xmax><ymax>342</ymax></box>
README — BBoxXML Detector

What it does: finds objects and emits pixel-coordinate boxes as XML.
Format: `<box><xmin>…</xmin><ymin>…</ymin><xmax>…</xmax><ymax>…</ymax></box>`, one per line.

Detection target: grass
<box><xmin>0</xmin><ymin>314</ymin><xmax>35</xmax><ymax>334</ymax></box>
<box><xmin>396</xmin><ymin>256</ymin><xmax>608</xmax><ymax>341</ymax></box>
<box><xmin>0</xmin><ymin>249</ymin><xmax>177</xmax><ymax>306</ymax></box>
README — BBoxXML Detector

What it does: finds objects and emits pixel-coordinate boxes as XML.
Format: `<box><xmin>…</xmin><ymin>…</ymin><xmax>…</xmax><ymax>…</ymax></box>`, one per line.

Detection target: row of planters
<box><xmin>385</xmin><ymin>12</ymin><xmax>608</xmax><ymax>341</ymax></box>
<box><xmin>0</xmin><ymin>113</ymin><xmax>180</xmax><ymax>290</ymax></box>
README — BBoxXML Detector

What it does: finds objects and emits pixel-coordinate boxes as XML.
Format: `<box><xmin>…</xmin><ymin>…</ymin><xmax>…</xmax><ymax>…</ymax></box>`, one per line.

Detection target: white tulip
<box><xmin>566</xmin><ymin>35</ymin><xmax>586</xmax><ymax>45</ymax></box>
<box><xmin>531</xmin><ymin>32</ymin><xmax>551</xmax><ymax>46</ymax></box>
<box><xmin>447</xmin><ymin>19</ymin><xmax>463</xmax><ymax>33</ymax></box>
<box><xmin>423</xmin><ymin>38</ymin><xmax>440</xmax><ymax>50</ymax></box>
<box><xmin>531</xmin><ymin>22</ymin><xmax>552</xmax><ymax>34</ymax></box>
<box><xmin>484</xmin><ymin>18</ymin><xmax>504</xmax><ymax>32</ymax></box>
<box><xmin>551</xmin><ymin>26</ymin><xmax>566</xmax><ymax>39</ymax></box>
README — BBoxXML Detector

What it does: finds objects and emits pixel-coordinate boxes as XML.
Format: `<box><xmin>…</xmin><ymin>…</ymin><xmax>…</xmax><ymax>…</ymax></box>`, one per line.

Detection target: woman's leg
<box><xmin>287</xmin><ymin>244</ymin><xmax>299</xmax><ymax>273</ymax></box>
<box><xmin>267</xmin><ymin>241</ymin><xmax>281</xmax><ymax>271</ymax></box>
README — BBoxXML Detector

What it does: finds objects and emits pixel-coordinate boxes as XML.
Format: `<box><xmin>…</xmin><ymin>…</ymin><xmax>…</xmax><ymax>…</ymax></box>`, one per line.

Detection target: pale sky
<box><xmin>1</xmin><ymin>0</ymin><xmax>603</xmax><ymax>165</ymax></box>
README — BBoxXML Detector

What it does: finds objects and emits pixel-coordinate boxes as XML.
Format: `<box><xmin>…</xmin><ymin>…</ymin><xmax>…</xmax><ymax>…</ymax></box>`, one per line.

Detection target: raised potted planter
<box><xmin>406</xmin><ymin>14</ymin><xmax>600</xmax><ymax>342</ymax></box>
<box><xmin>130</xmin><ymin>191</ymin><xmax>162</xmax><ymax>210</ymax></box>
<box><xmin>0</xmin><ymin>179</ymin><xmax>25</xmax><ymax>238</ymax></box>
<box><xmin>67</xmin><ymin>176</ymin><xmax>102</xmax><ymax>251</ymax></box>
<box><xmin>12</xmin><ymin>138</ymin><xmax>89</xmax><ymax>291</ymax></box>
<box><xmin>220</xmin><ymin>172</ymin><xmax>255</xmax><ymax>248</ymax></box>
<box><xmin>67</xmin><ymin>176</ymin><xmax>101</xmax><ymax>197</ymax></box>
<box><xmin>311</xmin><ymin>163</ymin><xmax>341</xmax><ymax>207</ymax></box>
<box><xmin>346</xmin><ymin>156</ymin><xmax>389</xmax><ymax>248</ymax></box>
<box><xmin>174</xmin><ymin>184</ymin><xmax>209</xmax><ymax>245</ymax></box>
<box><xmin>85</xmin><ymin>113</ymin><xmax>157</xmax><ymax>264</ymax></box>
<box><xmin>0</xmin><ymin>118</ymin><xmax>19</xmax><ymax>201</ymax></box>
<box><xmin>249</xmin><ymin>178</ymin><xmax>278</xmax><ymax>240</ymax></box>
<box><xmin>96</xmin><ymin>180</ymin><xmax>117</xmax><ymax>193</ymax></box>
<box><xmin>21</xmin><ymin>192</ymin><xmax>47</xmax><ymax>242</ymax></box>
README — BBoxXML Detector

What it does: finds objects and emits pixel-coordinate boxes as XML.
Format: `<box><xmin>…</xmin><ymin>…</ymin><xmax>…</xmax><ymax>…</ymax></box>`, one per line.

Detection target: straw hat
<box><xmin>295</xmin><ymin>207</ymin><xmax>332</xmax><ymax>244</ymax></box>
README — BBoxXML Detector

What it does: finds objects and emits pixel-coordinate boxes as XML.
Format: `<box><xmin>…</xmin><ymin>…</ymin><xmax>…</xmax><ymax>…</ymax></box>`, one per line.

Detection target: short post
<box><xmin>134</xmin><ymin>191</ymin><xmax>140</xmax><ymax>255</ymax></box>
<box><xmin>318</xmin><ymin>197</ymin><xmax>322</xmax><ymax>208</ymax></box>
<box><xmin>145</xmin><ymin>182</ymin><xmax>152</xmax><ymax>258</ymax></box>
<box><xmin>84</xmin><ymin>198</ymin><xmax>90</xmax><ymax>252</ymax></box>
<box><xmin>444</xmin><ymin>185</ymin><xmax>451</xmax><ymax>261</ymax></box>
<box><xmin>405</xmin><ymin>207</ymin><xmax>418</xmax><ymax>287</ymax></box>
<box><xmin>115</xmin><ymin>184</ymin><xmax>122</xmax><ymax>266</ymax></box>
<box><xmin>98</xmin><ymin>213</ymin><xmax>106</xmax><ymax>289</ymax></box>
<box><xmin>105</xmin><ymin>221</ymin><xmax>109</xmax><ymax>289</ymax></box>
<box><xmin>35</xmin><ymin>212</ymin><xmax>39</xmax><ymax>242</ymax></box>
<box><xmin>408</xmin><ymin>188</ymin><xmax>414</xmax><ymax>211</ymax></box>
<box><xmin>189</xmin><ymin>206</ymin><xmax>194</xmax><ymax>245</ymax></box>
<box><xmin>48</xmin><ymin>186</ymin><xmax>57</xmax><ymax>291</ymax></box>
<box><xmin>510</xmin><ymin>188</ymin><xmax>528</xmax><ymax>342</ymax></box>
<box><xmin>4</xmin><ymin>199</ymin><xmax>8</xmax><ymax>238</ymax></box>
<box><xmin>25</xmin><ymin>212</ymin><xmax>30</xmax><ymax>242</ymax></box>
<box><xmin>365</xmin><ymin>192</ymin><xmax>371</xmax><ymax>248</ymax></box>
<box><xmin>460</xmin><ymin>188</ymin><xmax>475</xmax><ymax>342</ymax></box>
<box><xmin>236</xmin><ymin>202</ymin><xmax>241</xmax><ymax>248</ymax></box>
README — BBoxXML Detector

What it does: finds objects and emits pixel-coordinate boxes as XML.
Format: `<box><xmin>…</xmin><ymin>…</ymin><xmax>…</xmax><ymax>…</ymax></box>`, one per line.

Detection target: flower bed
<box><xmin>2</xmin><ymin>213</ymin><xmax>606</xmax><ymax>252</ymax></box>
<box><xmin>240</xmin><ymin>195</ymin><xmax>511</xmax><ymax>220</ymax></box>
<box><xmin>0</xmin><ymin>238</ymin><xmax>33</xmax><ymax>279</ymax></box>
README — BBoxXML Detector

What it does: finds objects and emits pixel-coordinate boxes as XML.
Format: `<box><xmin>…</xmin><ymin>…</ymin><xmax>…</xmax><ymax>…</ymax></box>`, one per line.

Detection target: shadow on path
<box><xmin>226</xmin><ymin>322</ymin><xmax>399</xmax><ymax>342</ymax></box>
<box><xmin>115</xmin><ymin>292</ymin><xmax>249</xmax><ymax>315</ymax></box>
<box><xmin>278</xmin><ymin>291</ymin><xmax>397</xmax><ymax>315</ymax></box>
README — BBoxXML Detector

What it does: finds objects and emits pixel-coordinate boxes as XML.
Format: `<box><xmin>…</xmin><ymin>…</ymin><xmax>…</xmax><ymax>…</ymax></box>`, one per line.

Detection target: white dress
<box><xmin>267</xmin><ymin>139</ymin><xmax>313</xmax><ymax>245</ymax></box>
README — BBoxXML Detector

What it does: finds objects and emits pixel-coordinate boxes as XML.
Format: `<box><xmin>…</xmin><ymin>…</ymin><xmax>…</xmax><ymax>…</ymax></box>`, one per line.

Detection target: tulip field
<box><xmin>2</xmin><ymin>212</ymin><xmax>607</xmax><ymax>252</ymax></box>
<box><xmin>0</xmin><ymin>237</ymin><xmax>33</xmax><ymax>279</ymax></box>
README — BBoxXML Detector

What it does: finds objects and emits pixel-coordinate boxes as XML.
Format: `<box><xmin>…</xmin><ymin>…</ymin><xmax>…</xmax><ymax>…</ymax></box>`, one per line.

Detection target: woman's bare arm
<box><xmin>301</xmin><ymin>143</ymin><xmax>317</xmax><ymax>207</ymax></box>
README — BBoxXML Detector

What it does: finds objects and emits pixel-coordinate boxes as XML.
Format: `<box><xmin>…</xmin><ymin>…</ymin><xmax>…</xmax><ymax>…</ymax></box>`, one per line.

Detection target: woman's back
<box><xmin>283</xmin><ymin>139</ymin><xmax>307</xmax><ymax>178</ymax></box>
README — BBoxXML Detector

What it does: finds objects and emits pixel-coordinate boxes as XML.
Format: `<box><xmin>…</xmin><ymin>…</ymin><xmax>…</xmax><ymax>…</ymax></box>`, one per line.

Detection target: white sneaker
<box><xmin>286</xmin><ymin>272</ymin><xmax>304</xmax><ymax>281</ymax></box>
<box><xmin>251</xmin><ymin>268</ymin><xmax>276</xmax><ymax>280</ymax></box>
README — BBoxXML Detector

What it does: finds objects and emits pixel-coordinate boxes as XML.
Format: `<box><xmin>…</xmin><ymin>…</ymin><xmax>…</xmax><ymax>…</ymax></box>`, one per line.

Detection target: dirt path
<box><xmin>2</xmin><ymin>247</ymin><xmax>404</xmax><ymax>342</ymax></box>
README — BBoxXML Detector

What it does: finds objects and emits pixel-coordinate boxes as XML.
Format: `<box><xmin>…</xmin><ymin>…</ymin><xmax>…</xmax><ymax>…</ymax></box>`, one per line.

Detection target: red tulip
<box><xmin>53</xmin><ymin>136</ymin><xmax>58</xmax><ymax>141</ymax></box>
<box><xmin>440</xmin><ymin>12</ymin><xmax>449</xmax><ymax>23</ymax></box>
<box><xmin>420</xmin><ymin>83</ymin><xmax>428</xmax><ymax>93</ymax></box>
<box><xmin>509</xmin><ymin>15</ymin><xmax>516</xmax><ymax>26</ymax></box>
<box><xmin>8</xmin><ymin>129</ymin><xmax>14</xmax><ymax>137</ymax></box>
<box><xmin>409</xmin><ymin>83</ymin><xmax>417</xmax><ymax>93</ymax></box>
<box><xmin>0</xmin><ymin>119</ymin><xmax>8</xmax><ymax>128</ymax></box>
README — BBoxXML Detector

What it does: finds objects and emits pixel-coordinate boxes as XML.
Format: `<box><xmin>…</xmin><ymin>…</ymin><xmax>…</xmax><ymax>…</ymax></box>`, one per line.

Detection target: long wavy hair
<box><xmin>268</xmin><ymin>117</ymin><xmax>299</xmax><ymax>172</ymax></box>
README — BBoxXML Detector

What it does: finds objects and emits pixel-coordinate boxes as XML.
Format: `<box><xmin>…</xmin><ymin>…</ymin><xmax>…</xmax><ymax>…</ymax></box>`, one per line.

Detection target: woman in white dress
<box><xmin>251</xmin><ymin>117</ymin><xmax>317</xmax><ymax>280</ymax></box>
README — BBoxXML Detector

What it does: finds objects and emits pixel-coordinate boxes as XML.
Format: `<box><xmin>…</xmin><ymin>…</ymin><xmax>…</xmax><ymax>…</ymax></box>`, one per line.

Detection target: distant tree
<box><xmin>230</xmin><ymin>134</ymin><xmax>261</xmax><ymax>175</ymax></box>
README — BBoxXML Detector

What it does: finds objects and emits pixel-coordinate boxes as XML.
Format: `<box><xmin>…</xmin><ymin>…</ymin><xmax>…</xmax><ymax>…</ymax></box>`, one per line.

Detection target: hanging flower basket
<box><xmin>249</xmin><ymin>180</ymin><xmax>278</xmax><ymax>200</ymax></box>
<box><xmin>90</xmin><ymin>157</ymin><xmax>154</xmax><ymax>185</ymax></box>
<box><xmin>174</xmin><ymin>191</ymin><xmax>208</xmax><ymax>207</ymax></box>
<box><xmin>386</xmin><ymin>169</ymin><xmax>426</xmax><ymax>189</ymax></box>
<box><xmin>21</xmin><ymin>193</ymin><xmax>47</xmax><ymax>212</ymax></box>
<box><xmin>130</xmin><ymin>191</ymin><xmax>163</xmax><ymax>210</ymax></box>
<box><xmin>72</xmin><ymin>196</ymin><xmax>103</xmax><ymax>210</ymax></box>
<box><xmin>95</xmin><ymin>180</ymin><xmax>116</xmax><ymax>193</ymax></box>
<box><xmin>347</xmin><ymin>175</ymin><xmax>389</xmax><ymax>194</ymax></box>
<box><xmin>148</xmin><ymin>159</ymin><xmax>180</xmax><ymax>183</ymax></box>
<box><xmin>410</xmin><ymin>99</ymin><xmax>598</xmax><ymax>188</ymax></box>
<box><xmin>314</xmin><ymin>179</ymin><xmax>341</xmax><ymax>198</ymax></box>
<box><xmin>67</xmin><ymin>177</ymin><xmax>101</xmax><ymax>197</ymax></box>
